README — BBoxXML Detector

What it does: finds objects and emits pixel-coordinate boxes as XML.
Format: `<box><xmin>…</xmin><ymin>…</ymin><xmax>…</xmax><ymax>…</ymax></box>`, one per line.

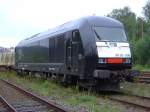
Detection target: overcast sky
<box><xmin>0</xmin><ymin>0</ymin><xmax>148</xmax><ymax>47</ymax></box>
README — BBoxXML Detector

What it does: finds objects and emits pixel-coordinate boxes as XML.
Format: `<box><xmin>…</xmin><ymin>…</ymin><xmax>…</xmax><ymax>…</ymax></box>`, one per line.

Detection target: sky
<box><xmin>0</xmin><ymin>0</ymin><xmax>148</xmax><ymax>47</ymax></box>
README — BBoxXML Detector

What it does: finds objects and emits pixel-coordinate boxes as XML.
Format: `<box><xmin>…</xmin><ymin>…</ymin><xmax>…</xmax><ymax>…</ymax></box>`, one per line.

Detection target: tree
<box><xmin>134</xmin><ymin>36</ymin><xmax>150</xmax><ymax>65</ymax></box>
<box><xmin>108</xmin><ymin>7</ymin><xmax>136</xmax><ymax>41</ymax></box>
<box><xmin>135</xmin><ymin>17</ymin><xmax>149</xmax><ymax>39</ymax></box>
<box><xmin>143</xmin><ymin>0</ymin><xmax>150</xmax><ymax>20</ymax></box>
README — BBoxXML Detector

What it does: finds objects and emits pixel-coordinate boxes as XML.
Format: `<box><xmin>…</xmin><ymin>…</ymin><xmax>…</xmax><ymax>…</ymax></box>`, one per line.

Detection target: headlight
<box><xmin>99</xmin><ymin>58</ymin><xmax>107</xmax><ymax>63</ymax></box>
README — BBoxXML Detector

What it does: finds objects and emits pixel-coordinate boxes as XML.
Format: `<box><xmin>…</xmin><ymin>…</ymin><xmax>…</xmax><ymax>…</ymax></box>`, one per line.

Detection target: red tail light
<box><xmin>107</xmin><ymin>58</ymin><xmax>124</xmax><ymax>64</ymax></box>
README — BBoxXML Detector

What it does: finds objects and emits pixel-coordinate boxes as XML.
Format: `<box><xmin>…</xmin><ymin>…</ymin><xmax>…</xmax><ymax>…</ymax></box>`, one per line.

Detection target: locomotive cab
<box><xmin>92</xmin><ymin>26</ymin><xmax>132</xmax><ymax>90</ymax></box>
<box><xmin>94</xmin><ymin>26</ymin><xmax>132</xmax><ymax>69</ymax></box>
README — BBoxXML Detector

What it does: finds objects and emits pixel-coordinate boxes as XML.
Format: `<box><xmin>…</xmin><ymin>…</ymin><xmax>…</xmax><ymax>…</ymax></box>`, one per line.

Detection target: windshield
<box><xmin>93</xmin><ymin>27</ymin><xmax>127</xmax><ymax>42</ymax></box>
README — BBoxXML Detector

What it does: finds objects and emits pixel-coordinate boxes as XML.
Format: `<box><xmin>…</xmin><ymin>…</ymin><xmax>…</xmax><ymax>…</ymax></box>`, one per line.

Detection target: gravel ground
<box><xmin>2</xmin><ymin>78</ymin><xmax>120</xmax><ymax>112</ymax></box>
<box><xmin>6</xmin><ymin>79</ymin><xmax>147</xmax><ymax>112</ymax></box>
<box><xmin>4</xmin><ymin>79</ymin><xmax>86</xmax><ymax>112</ymax></box>
<box><xmin>1</xmin><ymin>72</ymin><xmax>150</xmax><ymax>112</ymax></box>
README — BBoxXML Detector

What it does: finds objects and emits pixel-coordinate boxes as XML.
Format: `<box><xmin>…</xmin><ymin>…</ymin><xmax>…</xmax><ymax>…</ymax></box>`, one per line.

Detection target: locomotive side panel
<box><xmin>15</xmin><ymin>31</ymin><xmax>85</xmax><ymax>76</ymax></box>
<box><xmin>15</xmin><ymin>38</ymin><xmax>49</xmax><ymax>72</ymax></box>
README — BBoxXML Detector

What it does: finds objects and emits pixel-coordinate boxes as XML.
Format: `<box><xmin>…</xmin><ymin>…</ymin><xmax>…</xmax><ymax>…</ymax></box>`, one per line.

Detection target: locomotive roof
<box><xmin>17</xmin><ymin>16</ymin><xmax>123</xmax><ymax>46</ymax></box>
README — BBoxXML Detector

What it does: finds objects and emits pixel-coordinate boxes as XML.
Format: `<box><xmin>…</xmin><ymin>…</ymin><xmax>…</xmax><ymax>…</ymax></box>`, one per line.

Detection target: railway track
<box><xmin>108</xmin><ymin>92</ymin><xmax>150</xmax><ymax>111</ymax></box>
<box><xmin>142</xmin><ymin>71</ymin><xmax>150</xmax><ymax>76</ymax></box>
<box><xmin>138</xmin><ymin>71</ymin><xmax>150</xmax><ymax>83</ymax></box>
<box><xmin>139</xmin><ymin>76</ymin><xmax>150</xmax><ymax>83</ymax></box>
<box><xmin>0</xmin><ymin>79</ymin><xmax>68</xmax><ymax>112</ymax></box>
<box><xmin>0</xmin><ymin>97</ymin><xmax>7</xmax><ymax>112</ymax></box>
<box><xmin>0</xmin><ymin>95</ymin><xmax>17</xmax><ymax>112</ymax></box>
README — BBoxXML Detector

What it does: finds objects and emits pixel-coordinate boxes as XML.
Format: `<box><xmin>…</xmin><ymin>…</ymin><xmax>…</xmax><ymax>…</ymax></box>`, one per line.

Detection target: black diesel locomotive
<box><xmin>15</xmin><ymin>16</ymin><xmax>132</xmax><ymax>91</ymax></box>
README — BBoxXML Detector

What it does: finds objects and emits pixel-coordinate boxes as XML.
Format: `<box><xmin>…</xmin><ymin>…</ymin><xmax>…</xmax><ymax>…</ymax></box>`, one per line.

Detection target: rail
<box><xmin>138</xmin><ymin>71</ymin><xmax>150</xmax><ymax>83</ymax></box>
<box><xmin>0</xmin><ymin>79</ymin><xmax>69</xmax><ymax>112</ymax></box>
<box><xmin>0</xmin><ymin>95</ymin><xmax>17</xmax><ymax>112</ymax></box>
<box><xmin>108</xmin><ymin>92</ymin><xmax>150</xmax><ymax>111</ymax></box>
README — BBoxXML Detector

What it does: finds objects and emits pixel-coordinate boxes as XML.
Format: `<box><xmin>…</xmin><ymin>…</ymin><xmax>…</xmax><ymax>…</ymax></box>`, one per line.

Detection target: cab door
<box><xmin>66</xmin><ymin>37</ymin><xmax>72</xmax><ymax>70</ymax></box>
<box><xmin>66</xmin><ymin>30</ymin><xmax>83</xmax><ymax>73</ymax></box>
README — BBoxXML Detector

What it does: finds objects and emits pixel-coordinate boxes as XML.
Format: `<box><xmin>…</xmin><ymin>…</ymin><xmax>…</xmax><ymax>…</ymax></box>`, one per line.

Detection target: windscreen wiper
<box><xmin>94</xmin><ymin>30</ymin><xmax>101</xmax><ymax>40</ymax></box>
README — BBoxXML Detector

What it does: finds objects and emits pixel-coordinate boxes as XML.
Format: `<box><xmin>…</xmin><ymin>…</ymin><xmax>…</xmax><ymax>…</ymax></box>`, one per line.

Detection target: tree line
<box><xmin>108</xmin><ymin>0</ymin><xmax>150</xmax><ymax>67</ymax></box>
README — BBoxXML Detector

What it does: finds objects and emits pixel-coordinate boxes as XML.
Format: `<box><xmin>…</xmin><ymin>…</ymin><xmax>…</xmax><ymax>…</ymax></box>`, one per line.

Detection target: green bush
<box><xmin>133</xmin><ymin>36</ymin><xmax>150</xmax><ymax>65</ymax></box>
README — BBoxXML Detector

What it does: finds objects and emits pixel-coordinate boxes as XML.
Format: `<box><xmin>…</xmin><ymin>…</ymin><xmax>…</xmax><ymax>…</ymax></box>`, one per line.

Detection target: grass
<box><xmin>0</xmin><ymin>71</ymin><xmax>123</xmax><ymax>112</ymax></box>
<box><xmin>132</xmin><ymin>64</ymin><xmax>150</xmax><ymax>71</ymax></box>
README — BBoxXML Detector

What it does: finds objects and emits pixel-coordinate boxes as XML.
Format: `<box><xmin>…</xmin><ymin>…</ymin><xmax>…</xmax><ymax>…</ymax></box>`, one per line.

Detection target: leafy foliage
<box><xmin>143</xmin><ymin>0</ymin><xmax>150</xmax><ymax>20</ymax></box>
<box><xmin>134</xmin><ymin>37</ymin><xmax>150</xmax><ymax>65</ymax></box>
